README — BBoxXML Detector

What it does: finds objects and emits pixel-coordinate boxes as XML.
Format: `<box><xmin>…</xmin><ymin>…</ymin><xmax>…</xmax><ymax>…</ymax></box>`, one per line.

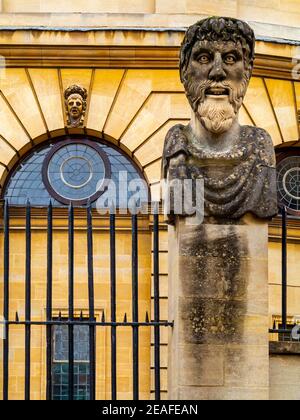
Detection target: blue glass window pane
<box><xmin>53</xmin><ymin>324</ymin><xmax>89</xmax><ymax>362</ymax></box>
<box><xmin>52</xmin><ymin>363</ymin><xmax>90</xmax><ymax>401</ymax></box>
<box><xmin>4</xmin><ymin>139</ymin><xmax>148</xmax><ymax>207</ymax></box>
<box><xmin>52</xmin><ymin>323</ymin><xmax>91</xmax><ymax>401</ymax></box>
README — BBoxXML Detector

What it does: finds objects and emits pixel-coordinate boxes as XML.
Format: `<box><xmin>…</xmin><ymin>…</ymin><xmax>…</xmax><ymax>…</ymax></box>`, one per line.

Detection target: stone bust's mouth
<box><xmin>205</xmin><ymin>87</ymin><xmax>229</xmax><ymax>97</ymax></box>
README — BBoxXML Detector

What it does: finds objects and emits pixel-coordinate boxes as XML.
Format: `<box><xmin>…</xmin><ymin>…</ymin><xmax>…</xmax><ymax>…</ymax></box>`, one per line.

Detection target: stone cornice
<box><xmin>0</xmin><ymin>44</ymin><xmax>297</xmax><ymax>80</ymax></box>
<box><xmin>269</xmin><ymin>216</ymin><xmax>300</xmax><ymax>243</ymax></box>
<box><xmin>0</xmin><ymin>12</ymin><xmax>299</xmax><ymax>42</ymax></box>
<box><xmin>270</xmin><ymin>341</ymin><xmax>300</xmax><ymax>355</ymax></box>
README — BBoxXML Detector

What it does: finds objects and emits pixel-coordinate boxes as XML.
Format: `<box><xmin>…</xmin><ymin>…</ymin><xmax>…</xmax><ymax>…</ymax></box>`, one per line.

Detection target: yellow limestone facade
<box><xmin>0</xmin><ymin>0</ymin><xmax>299</xmax><ymax>400</ymax></box>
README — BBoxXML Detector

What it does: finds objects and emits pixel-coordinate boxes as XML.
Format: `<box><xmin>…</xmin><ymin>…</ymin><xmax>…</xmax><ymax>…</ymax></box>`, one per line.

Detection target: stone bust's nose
<box><xmin>208</xmin><ymin>53</ymin><xmax>226</xmax><ymax>82</ymax></box>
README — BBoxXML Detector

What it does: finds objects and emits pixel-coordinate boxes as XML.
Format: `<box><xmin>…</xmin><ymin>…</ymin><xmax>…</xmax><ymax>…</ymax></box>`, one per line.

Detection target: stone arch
<box><xmin>1</xmin><ymin>130</ymin><xmax>150</xmax><ymax>208</ymax></box>
<box><xmin>0</xmin><ymin>128</ymin><xmax>151</xmax><ymax>194</ymax></box>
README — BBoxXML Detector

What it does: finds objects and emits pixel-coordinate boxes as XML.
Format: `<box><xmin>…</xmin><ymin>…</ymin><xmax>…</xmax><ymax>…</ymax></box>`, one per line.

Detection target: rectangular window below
<box><xmin>52</xmin><ymin>321</ymin><xmax>92</xmax><ymax>401</ymax></box>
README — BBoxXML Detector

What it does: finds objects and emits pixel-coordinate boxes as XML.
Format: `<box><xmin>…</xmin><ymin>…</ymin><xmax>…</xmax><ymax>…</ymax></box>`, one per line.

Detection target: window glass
<box><xmin>277</xmin><ymin>155</ymin><xmax>300</xmax><ymax>214</ymax></box>
<box><xmin>52</xmin><ymin>323</ymin><xmax>91</xmax><ymax>401</ymax></box>
<box><xmin>4</xmin><ymin>139</ymin><xmax>148</xmax><ymax>207</ymax></box>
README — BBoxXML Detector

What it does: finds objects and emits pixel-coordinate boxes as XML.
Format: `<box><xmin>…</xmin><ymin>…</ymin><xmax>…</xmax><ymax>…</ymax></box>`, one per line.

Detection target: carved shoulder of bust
<box><xmin>251</xmin><ymin>126</ymin><xmax>276</xmax><ymax>169</ymax></box>
<box><xmin>161</xmin><ymin>123</ymin><xmax>278</xmax><ymax>220</ymax></box>
<box><xmin>162</xmin><ymin>124</ymin><xmax>189</xmax><ymax>179</ymax></box>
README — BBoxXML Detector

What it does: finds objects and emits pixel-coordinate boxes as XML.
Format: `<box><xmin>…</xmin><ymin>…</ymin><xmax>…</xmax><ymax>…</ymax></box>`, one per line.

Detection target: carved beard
<box><xmin>197</xmin><ymin>98</ymin><xmax>236</xmax><ymax>134</ymax></box>
<box><xmin>185</xmin><ymin>76</ymin><xmax>249</xmax><ymax>134</ymax></box>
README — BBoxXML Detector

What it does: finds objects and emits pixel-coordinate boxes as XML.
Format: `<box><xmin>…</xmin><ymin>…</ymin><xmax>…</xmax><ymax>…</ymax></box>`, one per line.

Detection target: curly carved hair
<box><xmin>180</xmin><ymin>17</ymin><xmax>255</xmax><ymax>84</ymax></box>
<box><xmin>64</xmin><ymin>84</ymin><xmax>88</xmax><ymax>109</ymax></box>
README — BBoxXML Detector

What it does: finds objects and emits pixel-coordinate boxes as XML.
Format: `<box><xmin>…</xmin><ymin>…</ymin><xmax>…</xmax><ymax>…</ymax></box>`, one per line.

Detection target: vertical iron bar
<box><xmin>3</xmin><ymin>201</ymin><xmax>9</xmax><ymax>400</ymax></box>
<box><xmin>25</xmin><ymin>200</ymin><xmax>31</xmax><ymax>400</ymax></box>
<box><xmin>87</xmin><ymin>202</ymin><xmax>96</xmax><ymax>401</ymax></box>
<box><xmin>68</xmin><ymin>203</ymin><xmax>74</xmax><ymax>401</ymax></box>
<box><xmin>153</xmin><ymin>212</ymin><xmax>161</xmax><ymax>401</ymax></box>
<box><xmin>110</xmin><ymin>212</ymin><xmax>117</xmax><ymax>400</ymax></box>
<box><xmin>282</xmin><ymin>206</ymin><xmax>287</xmax><ymax>330</ymax></box>
<box><xmin>132</xmin><ymin>214</ymin><xmax>139</xmax><ymax>400</ymax></box>
<box><xmin>46</xmin><ymin>201</ymin><xmax>53</xmax><ymax>400</ymax></box>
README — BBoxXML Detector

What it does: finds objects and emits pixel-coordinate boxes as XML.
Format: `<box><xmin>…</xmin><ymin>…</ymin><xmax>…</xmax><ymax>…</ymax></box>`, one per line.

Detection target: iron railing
<box><xmin>2</xmin><ymin>201</ymin><xmax>298</xmax><ymax>400</ymax></box>
<box><xmin>269</xmin><ymin>206</ymin><xmax>300</xmax><ymax>341</ymax></box>
<box><xmin>1</xmin><ymin>200</ymin><xmax>172</xmax><ymax>401</ymax></box>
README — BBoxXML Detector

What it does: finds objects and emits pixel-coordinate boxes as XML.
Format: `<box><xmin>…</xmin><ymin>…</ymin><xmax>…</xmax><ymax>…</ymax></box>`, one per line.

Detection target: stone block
<box><xmin>168</xmin><ymin>216</ymin><xmax>270</xmax><ymax>399</ymax></box>
<box><xmin>178</xmin><ymin>344</ymin><xmax>224</xmax><ymax>387</ymax></box>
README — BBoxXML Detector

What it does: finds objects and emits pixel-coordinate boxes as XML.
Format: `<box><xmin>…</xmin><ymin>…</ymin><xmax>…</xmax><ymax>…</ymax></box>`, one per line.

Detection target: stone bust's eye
<box><xmin>198</xmin><ymin>54</ymin><xmax>210</xmax><ymax>64</ymax></box>
<box><xmin>224</xmin><ymin>54</ymin><xmax>237</xmax><ymax>64</ymax></box>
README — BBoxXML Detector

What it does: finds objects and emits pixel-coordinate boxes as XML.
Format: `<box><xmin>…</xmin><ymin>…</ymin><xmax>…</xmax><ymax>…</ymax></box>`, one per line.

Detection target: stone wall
<box><xmin>1</xmin><ymin>0</ymin><xmax>156</xmax><ymax>13</ymax></box>
<box><xmin>270</xmin><ymin>342</ymin><xmax>300</xmax><ymax>400</ymax></box>
<box><xmin>0</xmin><ymin>0</ymin><xmax>299</xmax><ymax>42</ymax></box>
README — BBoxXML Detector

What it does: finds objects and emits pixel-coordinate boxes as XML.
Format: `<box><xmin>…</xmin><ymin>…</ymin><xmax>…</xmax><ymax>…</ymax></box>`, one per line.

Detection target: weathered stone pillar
<box><xmin>168</xmin><ymin>214</ymin><xmax>270</xmax><ymax>400</ymax></box>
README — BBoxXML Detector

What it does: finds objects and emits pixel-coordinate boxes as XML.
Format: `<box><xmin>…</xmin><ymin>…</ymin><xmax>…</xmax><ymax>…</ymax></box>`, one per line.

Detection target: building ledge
<box><xmin>270</xmin><ymin>341</ymin><xmax>300</xmax><ymax>355</ymax></box>
<box><xmin>0</xmin><ymin>13</ymin><xmax>299</xmax><ymax>43</ymax></box>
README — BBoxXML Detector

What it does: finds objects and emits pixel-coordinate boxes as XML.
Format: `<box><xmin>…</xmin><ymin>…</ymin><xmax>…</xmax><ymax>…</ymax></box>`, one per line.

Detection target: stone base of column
<box><xmin>168</xmin><ymin>214</ymin><xmax>269</xmax><ymax>400</ymax></box>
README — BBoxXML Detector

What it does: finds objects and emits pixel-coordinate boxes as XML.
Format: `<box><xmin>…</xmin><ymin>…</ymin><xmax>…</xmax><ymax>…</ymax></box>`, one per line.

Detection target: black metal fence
<box><xmin>2</xmin><ymin>202</ymin><xmax>298</xmax><ymax>400</ymax></box>
<box><xmin>269</xmin><ymin>206</ymin><xmax>300</xmax><ymax>342</ymax></box>
<box><xmin>1</xmin><ymin>200</ymin><xmax>172</xmax><ymax>401</ymax></box>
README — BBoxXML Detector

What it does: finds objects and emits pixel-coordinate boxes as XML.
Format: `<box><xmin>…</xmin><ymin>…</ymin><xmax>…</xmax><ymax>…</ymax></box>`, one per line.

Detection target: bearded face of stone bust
<box><xmin>163</xmin><ymin>18</ymin><xmax>277</xmax><ymax>220</ymax></box>
<box><xmin>180</xmin><ymin>19</ymin><xmax>254</xmax><ymax>135</ymax></box>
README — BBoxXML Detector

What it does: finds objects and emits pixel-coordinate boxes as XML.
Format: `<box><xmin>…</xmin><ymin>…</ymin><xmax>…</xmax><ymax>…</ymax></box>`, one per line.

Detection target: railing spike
<box><xmin>145</xmin><ymin>312</ymin><xmax>150</xmax><ymax>323</ymax></box>
<box><xmin>123</xmin><ymin>313</ymin><xmax>127</xmax><ymax>323</ymax></box>
<box><xmin>273</xmin><ymin>320</ymin><xmax>276</xmax><ymax>330</ymax></box>
<box><xmin>101</xmin><ymin>311</ymin><xmax>105</xmax><ymax>324</ymax></box>
<box><xmin>15</xmin><ymin>312</ymin><xmax>19</xmax><ymax>322</ymax></box>
<box><xmin>59</xmin><ymin>311</ymin><xmax>62</xmax><ymax>321</ymax></box>
<box><xmin>80</xmin><ymin>311</ymin><xmax>83</xmax><ymax>321</ymax></box>
<box><xmin>109</xmin><ymin>201</ymin><xmax>116</xmax><ymax>215</ymax></box>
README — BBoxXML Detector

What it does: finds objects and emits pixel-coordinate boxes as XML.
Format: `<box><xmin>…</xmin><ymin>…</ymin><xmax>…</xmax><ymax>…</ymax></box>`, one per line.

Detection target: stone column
<box><xmin>168</xmin><ymin>214</ymin><xmax>270</xmax><ymax>400</ymax></box>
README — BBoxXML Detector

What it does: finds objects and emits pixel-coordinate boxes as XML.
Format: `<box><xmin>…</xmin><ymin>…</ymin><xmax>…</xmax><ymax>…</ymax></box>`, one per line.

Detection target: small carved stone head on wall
<box><xmin>64</xmin><ymin>85</ymin><xmax>87</xmax><ymax>128</ymax></box>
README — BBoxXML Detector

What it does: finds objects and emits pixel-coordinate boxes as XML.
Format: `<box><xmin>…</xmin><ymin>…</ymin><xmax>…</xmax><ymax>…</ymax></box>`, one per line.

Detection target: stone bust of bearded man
<box><xmin>162</xmin><ymin>17</ymin><xmax>278</xmax><ymax>222</ymax></box>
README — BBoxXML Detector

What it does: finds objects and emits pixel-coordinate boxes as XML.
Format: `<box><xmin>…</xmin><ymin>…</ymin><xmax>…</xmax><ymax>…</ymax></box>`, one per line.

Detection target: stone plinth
<box><xmin>168</xmin><ymin>214</ymin><xmax>269</xmax><ymax>400</ymax></box>
<box><xmin>270</xmin><ymin>342</ymin><xmax>300</xmax><ymax>400</ymax></box>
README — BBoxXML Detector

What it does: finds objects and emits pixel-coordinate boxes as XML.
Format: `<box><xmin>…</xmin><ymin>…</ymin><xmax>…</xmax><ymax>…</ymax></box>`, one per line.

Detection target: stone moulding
<box><xmin>270</xmin><ymin>341</ymin><xmax>300</xmax><ymax>355</ymax></box>
<box><xmin>0</xmin><ymin>45</ymin><xmax>297</xmax><ymax>80</ymax></box>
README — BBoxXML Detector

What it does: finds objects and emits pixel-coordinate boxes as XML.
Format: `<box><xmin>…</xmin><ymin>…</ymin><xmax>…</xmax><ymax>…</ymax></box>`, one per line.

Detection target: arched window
<box><xmin>276</xmin><ymin>147</ymin><xmax>300</xmax><ymax>216</ymax></box>
<box><xmin>3</xmin><ymin>137</ymin><xmax>149</xmax><ymax>208</ymax></box>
